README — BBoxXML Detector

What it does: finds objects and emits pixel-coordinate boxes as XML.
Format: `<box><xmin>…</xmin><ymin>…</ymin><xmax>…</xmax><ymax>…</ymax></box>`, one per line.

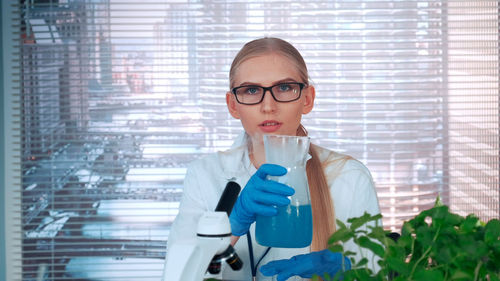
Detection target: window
<box><xmin>3</xmin><ymin>0</ymin><xmax>499</xmax><ymax>280</ymax></box>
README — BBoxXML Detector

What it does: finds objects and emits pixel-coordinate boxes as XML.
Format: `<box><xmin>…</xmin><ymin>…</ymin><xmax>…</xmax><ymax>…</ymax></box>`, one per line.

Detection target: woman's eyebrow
<box><xmin>236</xmin><ymin>78</ymin><xmax>299</xmax><ymax>87</ymax></box>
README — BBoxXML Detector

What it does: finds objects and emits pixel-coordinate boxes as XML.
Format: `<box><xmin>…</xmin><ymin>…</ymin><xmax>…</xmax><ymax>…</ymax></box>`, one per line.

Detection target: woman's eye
<box><xmin>245</xmin><ymin>87</ymin><xmax>260</xmax><ymax>95</ymax></box>
<box><xmin>278</xmin><ymin>84</ymin><xmax>292</xmax><ymax>91</ymax></box>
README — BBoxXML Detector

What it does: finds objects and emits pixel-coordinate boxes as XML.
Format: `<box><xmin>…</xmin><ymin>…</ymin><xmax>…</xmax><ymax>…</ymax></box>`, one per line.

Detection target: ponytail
<box><xmin>297</xmin><ymin>125</ymin><xmax>336</xmax><ymax>251</ymax></box>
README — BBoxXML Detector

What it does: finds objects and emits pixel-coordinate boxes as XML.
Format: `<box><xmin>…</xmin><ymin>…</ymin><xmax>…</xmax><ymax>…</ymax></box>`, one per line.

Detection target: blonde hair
<box><xmin>229</xmin><ymin>37</ymin><xmax>335</xmax><ymax>251</ymax></box>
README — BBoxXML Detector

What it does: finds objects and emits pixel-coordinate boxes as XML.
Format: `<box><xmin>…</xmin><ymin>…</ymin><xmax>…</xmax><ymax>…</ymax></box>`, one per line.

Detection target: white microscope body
<box><xmin>163</xmin><ymin>211</ymin><xmax>241</xmax><ymax>281</ymax></box>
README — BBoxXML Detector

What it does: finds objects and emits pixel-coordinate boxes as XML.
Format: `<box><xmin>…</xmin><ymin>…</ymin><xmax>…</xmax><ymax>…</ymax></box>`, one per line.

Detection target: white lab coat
<box><xmin>167</xmin><ymin>133</ymin><xmax>381</xmax><ymax>281</ymax></box>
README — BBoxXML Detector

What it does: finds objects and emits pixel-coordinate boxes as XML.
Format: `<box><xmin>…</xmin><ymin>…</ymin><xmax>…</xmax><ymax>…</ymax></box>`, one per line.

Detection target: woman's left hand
<box><xmin>259</xmin><ymin>249</ymin><xmax>351</xmax><ymax>281</ymax></box>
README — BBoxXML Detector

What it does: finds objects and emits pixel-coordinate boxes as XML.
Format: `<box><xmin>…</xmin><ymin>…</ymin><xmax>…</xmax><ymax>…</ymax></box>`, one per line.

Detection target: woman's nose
<box><xmin>260</xmin><ymin>89</ymin><xmax>277</xmax><ymax>113</ymax></box>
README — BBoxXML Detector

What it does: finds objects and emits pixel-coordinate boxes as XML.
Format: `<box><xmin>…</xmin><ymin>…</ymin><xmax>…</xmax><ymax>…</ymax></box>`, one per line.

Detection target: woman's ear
<box><xmin>302</xmin><ymin>85</ymin><xmax>315</xmax><ymax>114</ymax></box>
<box><xmin>226</xmin><ymin>92</ymin><xmax>241</xmax><ymax>119</ymax></box>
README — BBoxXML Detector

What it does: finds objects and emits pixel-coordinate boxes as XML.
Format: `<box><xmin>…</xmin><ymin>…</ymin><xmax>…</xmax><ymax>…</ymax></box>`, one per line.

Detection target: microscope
<box><xmin>162</xmin><ymin>182</ymin><xmax>243</xmax><ymax>281</ymax></box>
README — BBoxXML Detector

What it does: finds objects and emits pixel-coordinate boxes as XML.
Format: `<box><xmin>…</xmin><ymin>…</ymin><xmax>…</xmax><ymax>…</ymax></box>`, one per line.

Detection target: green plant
<box><xmin>323</xmin><ymin>200</ymin><xmax>500</xmax><ymax>281</ymax></box>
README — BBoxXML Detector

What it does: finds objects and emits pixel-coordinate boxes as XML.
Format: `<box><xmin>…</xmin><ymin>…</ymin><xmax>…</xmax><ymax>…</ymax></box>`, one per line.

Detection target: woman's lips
<box><xmin>259</xmin><ymin>121</ymin><xmax>282</xmax><ymax>133</ymax></box>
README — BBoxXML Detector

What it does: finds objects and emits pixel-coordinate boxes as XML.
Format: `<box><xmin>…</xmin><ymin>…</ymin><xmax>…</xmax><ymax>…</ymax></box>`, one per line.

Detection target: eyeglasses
<box><xmin>231</xmin><ymin>82</ymin><xmax>306</xmax><ymax>105</ymax></box>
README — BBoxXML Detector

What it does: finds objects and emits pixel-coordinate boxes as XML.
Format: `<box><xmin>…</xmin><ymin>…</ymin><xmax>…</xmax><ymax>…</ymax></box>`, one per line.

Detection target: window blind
<box><xmin>3</xmin><ymin>0</ymin><xmax>499</xmax><ymax>280</ymax></box>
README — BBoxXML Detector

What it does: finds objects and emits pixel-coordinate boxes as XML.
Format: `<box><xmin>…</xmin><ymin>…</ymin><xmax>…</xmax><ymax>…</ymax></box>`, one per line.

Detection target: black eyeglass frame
<box><xmin>231</xmin><ymin>82</ymin><xmax>306</xmax><ymax>105</ymax></box>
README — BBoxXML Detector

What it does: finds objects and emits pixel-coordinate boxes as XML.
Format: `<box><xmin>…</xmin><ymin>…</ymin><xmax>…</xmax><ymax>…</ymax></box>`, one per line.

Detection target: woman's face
<box><xmin>226</xmin><ymin>53</ymin><xmax>315</xmax><ymax>139</ymax></box>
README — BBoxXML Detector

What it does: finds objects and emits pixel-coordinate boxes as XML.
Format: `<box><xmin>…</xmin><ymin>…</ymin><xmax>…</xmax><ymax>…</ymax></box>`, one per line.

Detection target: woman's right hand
<box><xmin>229</xmin><ymin>164</ymin><xmax>294</xmax><ymax>236</ymax></box>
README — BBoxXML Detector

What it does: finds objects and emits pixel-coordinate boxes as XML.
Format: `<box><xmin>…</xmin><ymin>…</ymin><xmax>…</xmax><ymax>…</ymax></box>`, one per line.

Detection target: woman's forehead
<box><xmin>233</xmin><ymin>53</ymin><xmax>301</xmax><ymax>86</ymax></box>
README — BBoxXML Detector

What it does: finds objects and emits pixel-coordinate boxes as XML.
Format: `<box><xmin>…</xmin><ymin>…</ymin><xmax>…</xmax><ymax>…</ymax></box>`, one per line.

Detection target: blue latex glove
<box><xmin>229</xmin><ymin>163</ymin><xmax>294</xmax><ymax>236</ymax></box>
<box><xmin>260</xmin><ymin>249</ymin><xmax>351</xmax><ymax>281</ymax></box>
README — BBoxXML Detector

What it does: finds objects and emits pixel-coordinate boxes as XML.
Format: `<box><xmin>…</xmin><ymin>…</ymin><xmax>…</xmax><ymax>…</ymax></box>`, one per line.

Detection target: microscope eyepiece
<box><xmin>208</xmin><ymin>245</ymin><xmax>243</xmax><ymax>274</ymax></box>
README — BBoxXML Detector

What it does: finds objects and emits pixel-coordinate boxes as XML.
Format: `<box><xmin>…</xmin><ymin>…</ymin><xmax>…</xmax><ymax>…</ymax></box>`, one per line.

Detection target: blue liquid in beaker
<box><xmin>256</xmin><ymin>204</ymin><xmax>312</xmax><ymax>248</ymax></box>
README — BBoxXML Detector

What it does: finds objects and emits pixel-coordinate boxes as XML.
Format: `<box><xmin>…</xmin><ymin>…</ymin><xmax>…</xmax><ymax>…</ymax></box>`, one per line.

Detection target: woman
<box><xmin>167</xmin><ymin>37</ymin><xmax>381</xmax><ymax>281</ymax></box>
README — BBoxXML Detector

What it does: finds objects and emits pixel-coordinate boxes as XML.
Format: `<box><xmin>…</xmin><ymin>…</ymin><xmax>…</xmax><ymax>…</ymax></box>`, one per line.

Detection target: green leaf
<box><xmin>417</xmin><ymin>208</ymin><xmax>434</xmax><ymax>222</ymax></box>
<box><xmin>461</xmin><ymin>214</ymin><xmax>480</xmax><ymax>233</ymax></box>
<box><xmin>475</xmin><ymin>240</ymin><xmax>489</xmax><ymax>258</ymax></box>
<box><xmin>386</xmin><ymin>256</ymin><xmax>410</xmax><ymax>276</ymax></box>
<box><xmin>356</xmin><ymin>258</ymin><xmax>368</xmax><ymax>267</ymax></box>
<box><xmin>450</xmin><ymin>270</ymin><xmax>473</xmax><ymax>280</ymax></box>
<box><xmin>337</xmin><ymin>219</ymin><xmax>347</xmax><ymax>230</ymax></box>
<box><xmin>444</xmin><ymin>212</ymin><xmax>463</xmax><ymax>226</ymax></box>
<box><xmin>485</xmin><ymin>219</ymin><xmax>500</xmax><ymax>245</ymax></box>
<box><xmin>415</xmin><ymin>225</ymin><xmax>433</xmax><ymax>247</ymax></box>
<box><xmin>345</xmin><ymin>268</ymin><xmax>373</xmax><ymax>280</ymax></box>
<box><xmin>489</xmin><ymin>273</ymin><xmax>500</xmax><ymax>281</ymax></box>
<box><xmin>349</xmin><ymin>212</ymin><xmax>372</xmax><ymax>230</ymax></box>
<box><xmin>344</xmin><ymin>250</ymin><xmax>357</xmax><ymax>257</ymax></box>
<box><xmin>386</xmin><ymin>244</ymin><xmax>407</xmax><ymax>263</ymax></box>
<box><xmin>370</xmin><ymin>213</ymin><xmax>383</xmax><ymax>222</ymax></box>
<box><xmin>401</xmin><ymin>221</ymin><xmax>415</xmax><ymax>236</ymax></box>
<box><xmin>414</xmin><ymin>269</ymin><xmax>444</xmax><ymax>281</ymax></box>
<box><xmin>367</xmin><ymin>226</ymin><xmax>389</xmax><ymax>242</ymax></box>
<box><xmin>329</xmin><ymin>270</ymin><xmax>346</xmax><ymax>281</ymax></box>
<box><xmin>329</xmin><ymin>244</ymin><xmax>344</xmax><ymax>253</ymax></box>
<box><xmin>433</xmin><ymin>205</ymin><xmax>449</xmax><ymax>220</ymax></box>
<box><xmin>397</xmin><ymin>234</ymin><xmax>413</xmax><ymax>249</ymax></box>
<box><xmin>435</xmin><ymin>246</ymin><xmax>453</xmax><ymax>264</ymax></box>
<box><xmin>357</xmin><ymin>236</ymin><xmax>385</xmax><ymax>258</ymax></box>
<box><xmin>329</xmin><ymin>227</ymin><xmax>353</xmax><ymax>244</ymax></box>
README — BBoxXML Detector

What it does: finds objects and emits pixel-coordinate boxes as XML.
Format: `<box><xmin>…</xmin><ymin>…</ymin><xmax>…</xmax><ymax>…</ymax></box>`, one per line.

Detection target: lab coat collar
<box><xmin>218</xmin><ymin>131</ymin><xmax>256</xmax><ymax>181</ymax></box>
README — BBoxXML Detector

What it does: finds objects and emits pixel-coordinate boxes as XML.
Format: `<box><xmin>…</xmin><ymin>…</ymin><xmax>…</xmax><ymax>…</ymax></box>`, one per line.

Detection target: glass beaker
<box><xmin>255</xmin><ymin>134</ymin><xmax>313</xmax><ymax>248</ymax></box>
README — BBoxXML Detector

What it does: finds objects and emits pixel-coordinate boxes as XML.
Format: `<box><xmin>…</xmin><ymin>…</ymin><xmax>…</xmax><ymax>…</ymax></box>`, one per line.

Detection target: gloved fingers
<box><xmin>260</xmin><ymin>259</ymin><xmax>294</xmax><ymax>276</ymax></box>
<box><xmin>261</xmin><ymin>251</ymin><xmax>350</xmax><ymax>281</ymax></box>
<box><xmin>276</xmin><ymin>268</ymin><xmax>300</xmax><ymax>281</ymax></box>
<box><xmin>251</xmin><ymin>189</ymin><xmax>291</xmax><ymax>206</ymax></box>
<box><xmin>251</xmin><ymin>202</ymin><xmax>279</xmax><ymax>216</ymax></box>
<box><xmin>257</xmin><ymin>180</ymin><xmax>295</xmax><ymax>196</ymax></box>
<box><xmin>238</xmin><ymin>190</ymin><xmax>282</xmax><ymax>217</ymax></box>
<box><xmin>230</xmin><ymin>199</ymin><xmax>255</xmax><ymax>223</ymax></box>
<box><xmin>229</xmin><ymin>216</ymin><xmax>251</xmax><ymax>236</ymax></box>
<box><xmin>309</xmin><ymin>250</ymin><xmax>350</xmax><ymax>277</ymax></box>
<box><xmin>316</xmin><ymin>249</ymin><xmax>343</xmax><ymax>264</ymax></box>
<box><xmin>315</xmin><ymin>250</ymin><xmax>351</xmax><ymax>270</ymax></box>
<box><xmin>261</xmin><ymin>262</ymin><xmax>300</xmax><ymax>281</ymax></box>
<box><xmin>229</xmin><ymin>163</ymin><xmax>293</xmax><ymax>236</ymax></box>
<box><xmin>250</xmin><ymin>175</ymin><xmax>294</xmax><ymax>197</ymax></box>
<box><xmin>255</xmin><ymin>163</ymin><xmax>288</xmax><ymax>179</ymax></box>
